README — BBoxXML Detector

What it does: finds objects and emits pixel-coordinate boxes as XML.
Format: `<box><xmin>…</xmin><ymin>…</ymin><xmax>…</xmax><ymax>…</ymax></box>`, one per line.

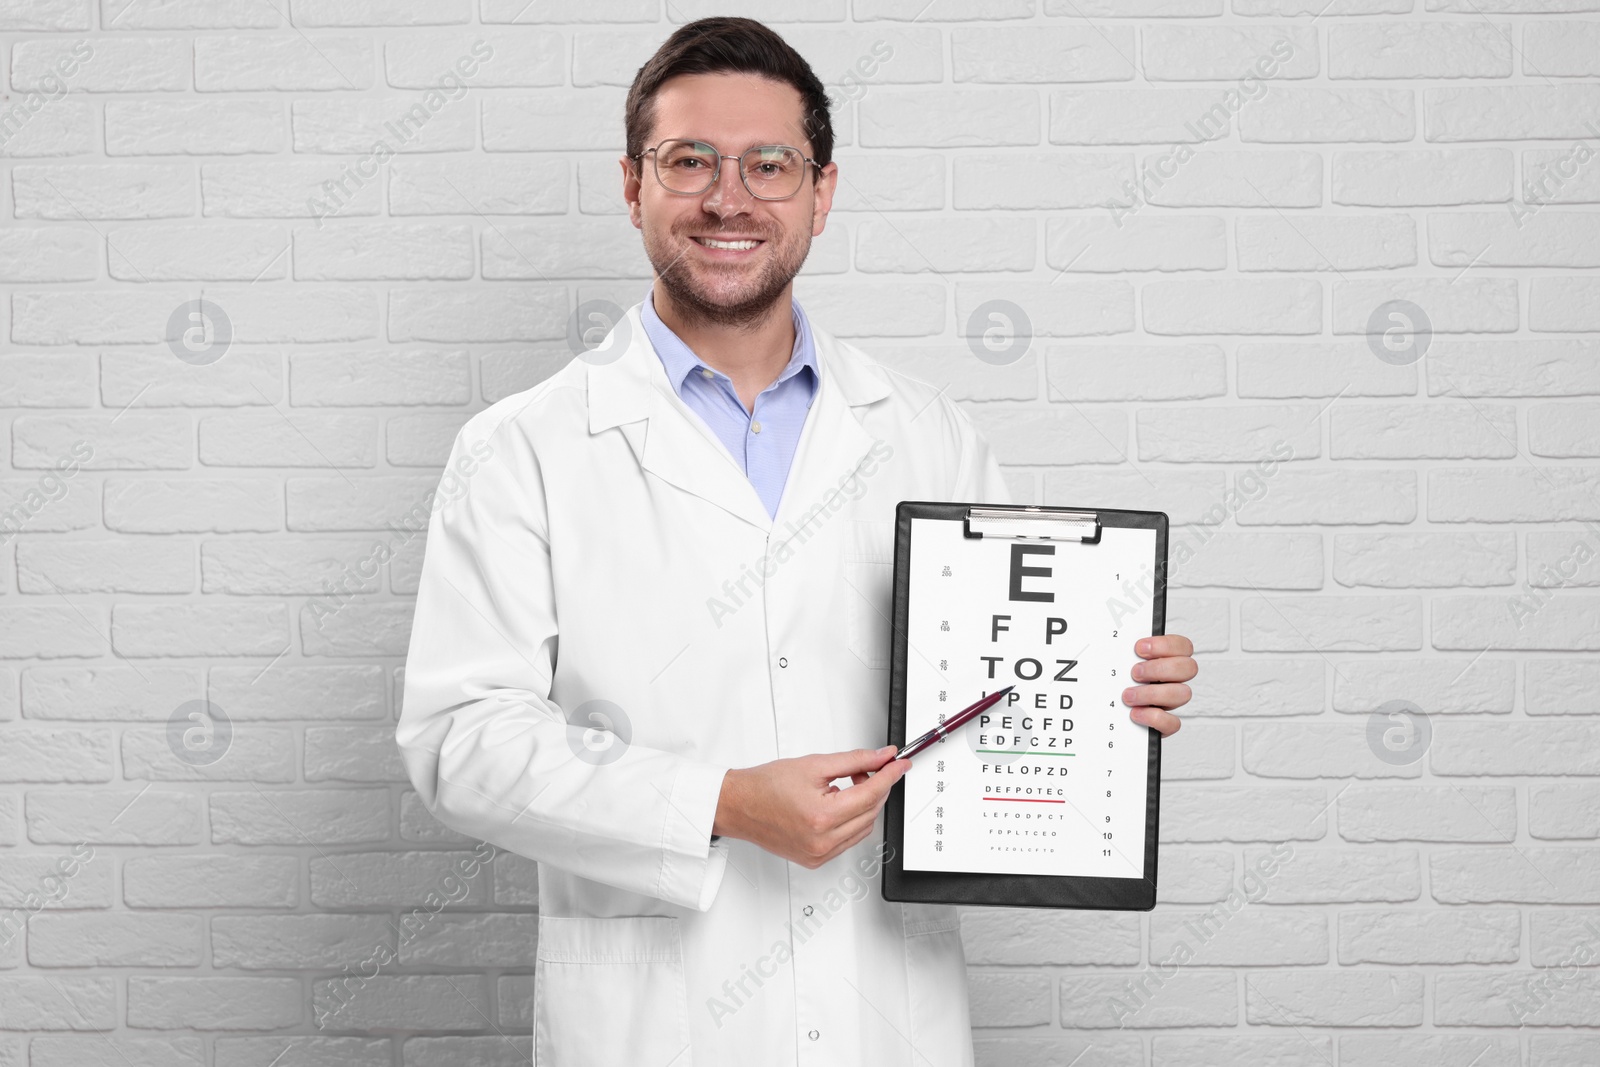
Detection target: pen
<box><xmin>894</xmin><ymin>685</ymin><xmax>1016</xmax><ymax>761</ymax></box>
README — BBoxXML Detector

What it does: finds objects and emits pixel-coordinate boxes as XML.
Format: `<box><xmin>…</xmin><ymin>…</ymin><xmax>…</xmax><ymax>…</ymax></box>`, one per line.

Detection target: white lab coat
<box><xmin>397</xmin><ymin>299</ymin><xmax>1012</xmax><ymax>1067</ymax></box>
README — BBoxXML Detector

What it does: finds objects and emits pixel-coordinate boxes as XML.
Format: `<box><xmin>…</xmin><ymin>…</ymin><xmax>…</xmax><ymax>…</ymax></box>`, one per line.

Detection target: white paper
<box><xmin>901</xmin><ymin>516</ymin><xmax>1158</xmax><ymax>879</ymax></box>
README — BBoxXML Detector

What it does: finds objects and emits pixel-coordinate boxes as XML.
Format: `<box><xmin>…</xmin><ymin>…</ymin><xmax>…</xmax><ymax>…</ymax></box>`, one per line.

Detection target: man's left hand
<box><xmin>1122</xmin><ymin>634</ymin><xmax>1196</xmax><ymax>738</ymax></box>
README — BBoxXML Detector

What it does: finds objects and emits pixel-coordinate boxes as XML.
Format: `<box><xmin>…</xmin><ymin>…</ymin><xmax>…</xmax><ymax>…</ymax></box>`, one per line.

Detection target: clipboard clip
<box><xmin>963</xmin><ymin>506</ymin><xmax>1102</xmax><ymax>544</ymax></box>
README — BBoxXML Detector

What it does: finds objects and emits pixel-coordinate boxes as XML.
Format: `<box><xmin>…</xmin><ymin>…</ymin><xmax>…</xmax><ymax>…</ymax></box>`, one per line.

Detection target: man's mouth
<box><xmin>692</xmin><ymin>236</ymin><xmax>764</xmax><ymax>251</ymax></box>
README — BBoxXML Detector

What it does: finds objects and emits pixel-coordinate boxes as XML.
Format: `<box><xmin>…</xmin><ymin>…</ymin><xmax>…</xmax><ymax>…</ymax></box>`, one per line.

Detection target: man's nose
<box><xmin>700</xmin><ymin>158</ymin><xmax>755</xmax><ymax>213</ymax></box>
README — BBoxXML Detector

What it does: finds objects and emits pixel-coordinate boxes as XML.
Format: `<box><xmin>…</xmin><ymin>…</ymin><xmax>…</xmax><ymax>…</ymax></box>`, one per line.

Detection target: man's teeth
<box><xmin>695</xmin><ymin>237</ymin><xmax>760</xmax><ymax>250</ymax></box>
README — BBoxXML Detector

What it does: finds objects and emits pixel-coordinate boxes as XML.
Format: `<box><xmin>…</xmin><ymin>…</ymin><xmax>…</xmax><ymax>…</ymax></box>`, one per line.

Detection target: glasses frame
<box><xmin>633</xmin><ymin>137</ymin><xmax>823</xmax><ymax>201</ymax></box>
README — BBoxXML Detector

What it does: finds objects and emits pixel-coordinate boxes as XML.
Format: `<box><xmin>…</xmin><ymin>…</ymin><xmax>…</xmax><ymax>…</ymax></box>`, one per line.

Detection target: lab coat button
<box><xmin>802</xmin><ymin>905</ymin><xmax>813</xmax><ymax>916</ymax></box>
<box><xmin>778</xmin><ymin>657</ymin><xmax>788</xmax><ymax>668</ymax></box>
<box><xmin>808</xmin><ymin>1029</ymin><xmax>820</xmax><ymax>1041</ymax></box>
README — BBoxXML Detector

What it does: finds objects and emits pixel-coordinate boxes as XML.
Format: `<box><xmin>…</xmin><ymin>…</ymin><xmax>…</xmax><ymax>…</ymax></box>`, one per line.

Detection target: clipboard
<box><xmin>881</xmin><ymin>501</ymin><xmax>1167</xmax><ymax>911</ymax></box>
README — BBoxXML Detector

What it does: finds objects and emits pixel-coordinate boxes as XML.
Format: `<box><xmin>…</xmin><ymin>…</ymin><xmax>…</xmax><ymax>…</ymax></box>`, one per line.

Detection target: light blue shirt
<box><xmin>640</xmin><ymin>285</ymin><xmax>819</xmax><ymax>520</ymax></box>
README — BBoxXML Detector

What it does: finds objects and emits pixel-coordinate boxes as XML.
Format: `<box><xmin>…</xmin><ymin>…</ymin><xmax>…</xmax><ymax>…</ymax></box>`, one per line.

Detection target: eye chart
<box><xmin>882</xmin><ymin>503</ymin><xmax>1166</xmax><ymax>911</ymax></box>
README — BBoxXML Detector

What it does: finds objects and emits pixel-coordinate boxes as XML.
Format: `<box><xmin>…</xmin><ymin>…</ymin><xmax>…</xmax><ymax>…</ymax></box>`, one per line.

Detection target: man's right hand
<box><xmin>711</xmin><ymin>746</ymin><xmax>908</xmax><ymax>869</ymax></box>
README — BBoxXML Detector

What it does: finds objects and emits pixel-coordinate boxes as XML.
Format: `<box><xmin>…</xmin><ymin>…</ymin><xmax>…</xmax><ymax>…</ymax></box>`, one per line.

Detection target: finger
<box><xmin>807</xmin><ymin>746</ymin><xmax>898</xmax><ymax>782</ymax></box>
<box><xmin>827</xmin><ymin>757</ymin><xmax>909</xmax><ymax>823</ymax></box>
<box><xmin>1122</xmin><ymin>682</ymin><xmax>1192</xmax><ymax>710</ymax></box>
<box><xmin>817</xmin><ymin>774</ymin><xmax>868</xmax><ymax>797</ymax></box>
<box><xmin>1131</xmin><ymin>656</ymin><xmax>1197</xmax><ymax>684</ymax></box>
<box><xmin>858</xmin><ymin>756</ymin><xmax>909</xmax><ymax>801</ymax></box>
<box><xmin>805</xmin><ymin>792</ymin><xmax>881</xmax><ymax>857</ymax></box>
<box><xmin>826</xmin><ymin>799</ymin><xmax>887</xmax><ymax>857</ymax></box>
<box><xmin>1135</xmin><ymin>634</ymin><xmax>1193</xmax><ymax>660</ymax></box>
<box><xmin>1129</xmin><ymin>704</ymin><xmax>1182</xmax><ymax>738</ymax></box>
<box><xmin>833</xmin><ymin>816</ymin><xmax>881</xmax><ymax>862</ymax></box>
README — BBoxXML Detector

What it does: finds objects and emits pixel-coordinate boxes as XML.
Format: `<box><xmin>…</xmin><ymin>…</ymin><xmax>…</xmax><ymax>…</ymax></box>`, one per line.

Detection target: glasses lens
<box><xmin>656</xmin><ymin>139</ymin><xmax>719</xmax><ymax>193</ymax></box>
<box><xmin>741</xmin><ymin>146</ymin><xmax>804</xmax><ymax>199</ymax></box>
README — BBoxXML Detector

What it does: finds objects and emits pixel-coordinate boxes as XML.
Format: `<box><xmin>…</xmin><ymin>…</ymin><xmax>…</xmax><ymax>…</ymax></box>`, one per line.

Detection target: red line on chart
<box><xmin>982</xmin><ymin>797</ymin><xmax>1066</xmax><ymax>803</ymax></box>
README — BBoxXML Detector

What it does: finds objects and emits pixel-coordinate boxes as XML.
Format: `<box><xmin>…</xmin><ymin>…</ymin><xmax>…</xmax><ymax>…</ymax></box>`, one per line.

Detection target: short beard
<box><xmin>644</xmin><ymin>218</ymin><xmax>812</xmax><ymax>333</ymax></box>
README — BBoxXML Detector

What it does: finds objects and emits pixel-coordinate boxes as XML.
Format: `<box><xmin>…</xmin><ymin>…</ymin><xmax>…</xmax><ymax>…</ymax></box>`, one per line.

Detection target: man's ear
<box><xmin>621</xmin><ymin>155</ymin><xmax>643</xmax><ymax>229</ymax></box>
<box><xmin>812</xmin><ymin>161</ymin><xmax>838</xmax><ymax>237</ymax></box>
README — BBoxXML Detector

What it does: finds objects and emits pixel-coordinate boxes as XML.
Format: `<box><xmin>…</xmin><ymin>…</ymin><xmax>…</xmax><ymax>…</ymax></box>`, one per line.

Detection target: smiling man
<box><xmin>397</xmin><ymin>16</ymin><xmax>1196</xmax><ymax>1067</ymax></box>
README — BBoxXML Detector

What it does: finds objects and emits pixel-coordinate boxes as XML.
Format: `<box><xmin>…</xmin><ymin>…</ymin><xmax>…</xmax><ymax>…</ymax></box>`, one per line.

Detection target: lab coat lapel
<box><xmin>768</xmin><ymin>323</ymin><xmax>893</xmax><ymax>547</ymax></box>
<box><xmin>587</xmin><ymin>304</ymin><xmax>772</xmax><ymax>533</ymax></box>
<box><xmin>585</xmin><ymin>301</ymin><xmax>893</xmax><ymax>537</ymax></box>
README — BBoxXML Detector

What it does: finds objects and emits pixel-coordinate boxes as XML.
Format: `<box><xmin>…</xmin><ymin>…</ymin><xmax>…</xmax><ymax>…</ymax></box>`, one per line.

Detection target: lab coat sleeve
<box><xmin>396</xmin><ymin>408</ymin><xmax>730</xmax><ymax>913</ymax></box>
<box><xmin>945</xmin><ymin>395</ymin><xmax>1014</xmax><ymax>506</ymax></box>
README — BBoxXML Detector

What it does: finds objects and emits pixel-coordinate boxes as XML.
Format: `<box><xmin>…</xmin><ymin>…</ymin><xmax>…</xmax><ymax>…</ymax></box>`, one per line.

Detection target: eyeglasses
<box><xmin>634</xmin><ymin>137</ymin><xmax>821</xmax><ymax>201</ymax></box>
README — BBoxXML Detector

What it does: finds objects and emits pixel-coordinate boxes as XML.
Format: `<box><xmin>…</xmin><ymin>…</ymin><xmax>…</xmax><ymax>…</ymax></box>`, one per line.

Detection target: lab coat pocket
<box><xmin>846</xmin><ymin>519</ymin><xmax>895</xmax><ymax>671</ymax></box>
<box><xmin>533</xmin><ymin>914</ymin><xmax>693</xmax><ymax>1067</ymax></box>
<box><xmin>901</xmin><ymin>903</ymin><xmax>975</xmax><ymax>1067</ymax></box>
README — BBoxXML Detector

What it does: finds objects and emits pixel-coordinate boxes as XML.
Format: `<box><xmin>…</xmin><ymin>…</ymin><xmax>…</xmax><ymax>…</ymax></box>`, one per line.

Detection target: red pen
<box><xmin>894</xmin><ymin>685</ymin><xmax>1016</xmax><ymax>761</ymax></box>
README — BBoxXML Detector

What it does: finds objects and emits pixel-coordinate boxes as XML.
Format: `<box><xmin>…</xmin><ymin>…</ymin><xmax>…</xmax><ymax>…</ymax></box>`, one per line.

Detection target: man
<box><xmin>398</xmin><ymin>16</ymin><xmax>1196</xmax><ymax>1066</ymax></box>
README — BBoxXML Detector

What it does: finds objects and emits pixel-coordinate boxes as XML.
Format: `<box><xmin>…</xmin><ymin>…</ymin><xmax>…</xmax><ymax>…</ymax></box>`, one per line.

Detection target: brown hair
<box><xmin>624</xmin><ymin>17</ymin><xmax>835</xmax><ymax>172</ymax></box>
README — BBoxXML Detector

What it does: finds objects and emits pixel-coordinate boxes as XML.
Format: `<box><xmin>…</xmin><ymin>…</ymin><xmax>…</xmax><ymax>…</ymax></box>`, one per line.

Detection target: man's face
<box><xmin>623</xmin><ymin>71</ymin><xmax>837</xmax><ymax>329</ymax></box>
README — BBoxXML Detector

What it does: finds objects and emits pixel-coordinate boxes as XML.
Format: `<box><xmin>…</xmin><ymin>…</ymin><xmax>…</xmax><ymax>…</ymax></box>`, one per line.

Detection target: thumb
<box><xmin>808</xmin><ymin>746</ymin><xmax>898</xmax><ymax>781</ymax></box>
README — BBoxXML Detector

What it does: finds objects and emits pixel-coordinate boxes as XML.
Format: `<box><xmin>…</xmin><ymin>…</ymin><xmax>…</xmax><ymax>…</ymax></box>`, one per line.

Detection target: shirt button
<box><xmin>802</xmin><ymin>905</ymin><xmax>813</xmax><ymax>916</ymax></box>
<box><xmin>751</xmin><ymin>420</ymin><xmax>762</xmax><ymax>433</ymax></box>
<box><xmin>700</xmin><ymin>368</ymin><xmax>713</xmax><ymax>379</ymax></box>
<box><xmin>778</xmin><ymin>657</ymin><xmax>788</xmax><ymax>668</ymax></box>
<box><xmin>808</xmin><ymin>1029</ymin><xmax>820</xmax><ymax>1041</ymax></box>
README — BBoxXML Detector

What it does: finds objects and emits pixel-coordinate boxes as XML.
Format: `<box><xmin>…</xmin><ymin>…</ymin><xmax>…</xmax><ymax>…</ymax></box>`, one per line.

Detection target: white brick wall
<box><xmin>1</xmin><ymin>1</ymin><xmax>1598</xmax><ymax>1064</ymax></box>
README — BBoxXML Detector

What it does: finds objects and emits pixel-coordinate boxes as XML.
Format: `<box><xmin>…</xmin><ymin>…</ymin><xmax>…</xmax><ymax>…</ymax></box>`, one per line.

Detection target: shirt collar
<box><xmin>640</xmin><ymin>283</ymin><xmax>819</xmax><ymax>399</ymax></box>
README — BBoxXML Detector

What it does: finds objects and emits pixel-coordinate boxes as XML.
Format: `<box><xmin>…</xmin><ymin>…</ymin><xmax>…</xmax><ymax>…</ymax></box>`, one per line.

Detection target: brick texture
<box><xmin>1</xmin><ymin>6</ymin><xmax>1596</xmax><ymax>1065</ymax></box>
